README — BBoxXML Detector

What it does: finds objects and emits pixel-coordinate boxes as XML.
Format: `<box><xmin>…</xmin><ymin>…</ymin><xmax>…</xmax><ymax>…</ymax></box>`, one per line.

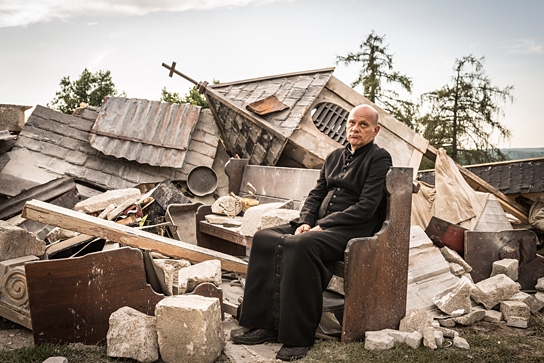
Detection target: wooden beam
<box><xmin>22</xmin><ymin>200</ymin><xmax>248</xmax><ymax>274</ymax></box>
<box><xmin>424</xmin><ymin>144</ymin><xmax>529</xmax><ymax>224</ymax></box>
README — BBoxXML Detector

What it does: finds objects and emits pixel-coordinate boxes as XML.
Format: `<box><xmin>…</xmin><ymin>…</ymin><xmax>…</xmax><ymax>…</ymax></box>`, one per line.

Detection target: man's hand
<box><xmin>295</xmin><ymin>224</ymin><xmax>322</xmax><ymax>235</ymax></box>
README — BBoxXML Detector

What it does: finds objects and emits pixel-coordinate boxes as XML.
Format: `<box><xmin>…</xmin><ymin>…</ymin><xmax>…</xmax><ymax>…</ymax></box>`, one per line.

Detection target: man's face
<box><xmin>346</xmin><ymin>106</ymin><xmax>380</xmax><ymax>151</ymax></box>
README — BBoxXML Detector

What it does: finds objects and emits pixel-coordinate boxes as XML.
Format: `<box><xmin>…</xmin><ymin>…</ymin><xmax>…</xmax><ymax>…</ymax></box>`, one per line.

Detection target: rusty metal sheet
<box><xmin>464</xmin><ymin>229</ymin><xmax>541</xmax><ymax>289</ymax></box>
<box><xmin>246</xmin><ymin>95</ymin><xmax>289</xmax><ymax>115</ymax></box>
<box><xmin>89</xmin><ymin>98</ymin><xmax>201</xmax><ymax>168</ymax></box>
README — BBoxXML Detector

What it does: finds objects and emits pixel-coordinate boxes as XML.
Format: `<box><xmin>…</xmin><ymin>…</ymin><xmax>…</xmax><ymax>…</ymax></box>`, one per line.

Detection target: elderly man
<box><xmin>231</xmin><ymin>104</ymin><xmax>392</xmax><ymax>361</ymax></box>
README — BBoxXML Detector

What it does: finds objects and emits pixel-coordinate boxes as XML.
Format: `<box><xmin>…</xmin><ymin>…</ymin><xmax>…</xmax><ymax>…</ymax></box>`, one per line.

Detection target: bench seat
<box><xmin>195</xmin><ymin>158</ymin><xmax>413</xmax><ymax>342</ymax></box>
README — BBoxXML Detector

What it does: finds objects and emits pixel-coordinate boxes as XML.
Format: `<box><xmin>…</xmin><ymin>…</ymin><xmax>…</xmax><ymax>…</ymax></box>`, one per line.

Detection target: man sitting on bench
<box><xmin>231</xmin><ymin>104</ymin><xmax>392</xmax><ymax>361</ymax></box>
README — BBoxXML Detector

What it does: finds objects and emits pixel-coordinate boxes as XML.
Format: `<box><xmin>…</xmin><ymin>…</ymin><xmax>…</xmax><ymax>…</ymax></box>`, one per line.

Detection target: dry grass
<box><xmin>302</xmin><ymin>313</ymin><xmax>544</xmax><ymax>363</ymax></box>
<box><xmin>0</xmin><ymin>314</ymin><xmax>543</xmax><ymax>362</ymax></box>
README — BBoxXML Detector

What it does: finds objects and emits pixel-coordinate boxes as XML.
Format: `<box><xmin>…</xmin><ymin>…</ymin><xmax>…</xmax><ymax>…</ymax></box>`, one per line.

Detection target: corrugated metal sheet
<box><xmin>89</xmin><ymin>98</ymin><xmax>201</xmax><ymax>168</ymax></box>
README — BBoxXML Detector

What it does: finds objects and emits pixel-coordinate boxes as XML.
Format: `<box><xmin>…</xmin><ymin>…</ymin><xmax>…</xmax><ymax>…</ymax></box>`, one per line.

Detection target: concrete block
<box><xmin>260</xmin><ymin>209</ymin><xmax>300</xmax><ymax>230</ymax></box>
<box><xmin>440</xmin><ymin>246</ymin><xmax>472</xmax><ymax>272</ymax></box>
<box><xmin>509</xmin><ymin>291</ymin><xmax>544</xmax><ymax>314</ymax></box>
<box><xmin>42</xmin><ymin>358</ymin><xmax>68</xmax><ymax>363</ymax></box>
<box><xmin>74</xmin><ymin>188</ymin><xmax>141</xmax><ymax>214</ymax></box>
<box><xmin>500</xmin><ymin>300</ymin><xmax>530</xmax><ymax>319</ymax></box>
<box><xmin>156</xmin><ymin>295</ymin><xmax>225</xmax><ymax>363</ymax></box>
<box><xmin>453</xmin><ymin>336</ymin><xmax>470</xmax><ymax>349</ymax></box>
<box><xmin>449</xmin><ymin>262</ymin><xmax>466</xmax><ymax>276</ymax></box>
<box><xmin>506</xmin><ymin>316</ymin><xmax>528</xmax><ymax>328</ymax></box>
<box><xmin>453</xmin><ymin>309</ymin><xmax>486</xmax><ymax>326</ymax></box>
<box><xmin>534</xmin><ymin>292</ymin><xmax>544</xmax><ymax>312</ymax></box>
<box><xmin>240</xmin><ymin>201</ymin><xmax>294</xmax><ymax>237</ymax></box>
<box><xmin>153</xmin><ymin>258</ymin><xmax>192</xmax><ymax>295</ymax></box>
<box><xmin>399</xmin><ymin>309</ymin><xmax>433</xmax><ymax>334</ymax></box>
<box><xmin>433</xmin><ymin>275</ymin><xmax>473</xmax><ymax>315</ymax></box>
<box><xmin>364</xmin><ymin>331</ymin><xmax>395</xmax><ymax>350</ymax></box>
<box><xmin>483</xmin><ymin>309</ymin><xmax>503</xmax><ymax>323</ymax></box>
<box><xmin>422</xmin><ymin>327</ymin><xmax>437</xmax><ymax>349</ymax></box>
<box><xmin>175</xmin><ymin>259</ymin><xmax>222</xmax><ymax>295</ymax></box>
<box><xmin>536</xmin><ymin>277</ymin><xmax>544</xmax><ymax>292</ymax></box>
<box><xmin>491</xmin><ymin>259</ymin><xmax>518</xmax><ymax>281</ymax></box>
<box><xmin>107</xmin><ymin>306</ymin><xmax>158</xmax><ymax>363</ymax></box>
<box><xmin>381</xmin><ymin>329</ymin><xmax>408</xmax><ymax>344</ymax></box>
<box><xmin>0</xmin><ymin>220</ymin><xmax>46</xmax><ymax>260</ymax></box>
<box><xmin>437</xmin><ymin>318</ymin><xmax>456</xmax><ymax>327</ymax></box>
<box><xmin>435</xmin><ymin>326</ymin><xmax>459</xmax><ymax>338</ymax></box>
<box><xmin>434</xmin><ymin>329</ymin><xmax>444</xmax><ymax>347</ymax></box>
<box><xmin>405</xmin><ymin>331</ymin><xmax>422</xmax><ymax>349</ymax></box>
<box><xmin>471</xmin><ymin>274</ymin><xmax>519</xmax><ymax>309</ymax></box>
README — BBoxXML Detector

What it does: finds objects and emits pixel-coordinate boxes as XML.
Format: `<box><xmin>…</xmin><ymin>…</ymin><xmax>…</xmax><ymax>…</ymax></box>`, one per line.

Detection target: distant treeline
<box><xmin>501</xmin><ymin>148</ymin><xmax>544</xmax><ymax>161</ymax></box>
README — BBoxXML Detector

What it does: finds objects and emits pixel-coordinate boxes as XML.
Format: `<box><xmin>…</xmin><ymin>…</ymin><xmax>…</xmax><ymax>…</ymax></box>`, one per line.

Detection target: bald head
<box><xmin>346</xmin><ymin>104</ymin><xmax>380</xmax><ymax>151</ymax></box>
<box><xmin>348</xmin><ymin>104</ymin><xmax>379</xmax><ymax>126</ymax></box>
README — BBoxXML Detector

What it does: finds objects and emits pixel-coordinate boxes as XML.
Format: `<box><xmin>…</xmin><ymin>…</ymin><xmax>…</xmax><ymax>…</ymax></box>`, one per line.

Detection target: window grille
<box><xmin>311</xmin><ymin>103</ymin><xmax>349</xmax><ymax>146</ymax></box>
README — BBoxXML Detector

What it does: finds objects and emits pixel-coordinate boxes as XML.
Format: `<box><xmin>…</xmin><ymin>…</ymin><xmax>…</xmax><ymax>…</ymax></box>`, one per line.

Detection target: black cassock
<box><xmin>238</xmin><ymin>141</ymin><xmax>392</xmax><ymax>347</ymax></box>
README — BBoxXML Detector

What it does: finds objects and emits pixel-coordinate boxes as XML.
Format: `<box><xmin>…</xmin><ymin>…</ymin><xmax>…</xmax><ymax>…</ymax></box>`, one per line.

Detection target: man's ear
<box><xmin>373</xmin><ymin>125</ymin><xmax>381</xmax><ymax>136</ymax></box>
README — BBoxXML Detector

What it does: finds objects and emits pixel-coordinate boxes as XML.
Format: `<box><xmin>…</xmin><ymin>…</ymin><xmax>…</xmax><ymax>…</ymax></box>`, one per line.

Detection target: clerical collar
<box><xmin>345</xmin><ymin>141</ymin><xmax>374</xmax><ymax>157</ymax></box>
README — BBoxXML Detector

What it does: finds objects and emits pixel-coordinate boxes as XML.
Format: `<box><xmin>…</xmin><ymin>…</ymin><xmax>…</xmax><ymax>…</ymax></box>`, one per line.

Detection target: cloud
<box><xmin>0</xmin><ymin>0</ymin><xmax>291</xmax><ymax>28</ymax></box>
<box><xmin>501</xmin><ymin>38</ymin><xmax>543</xmax><ymax>54</ymax></box>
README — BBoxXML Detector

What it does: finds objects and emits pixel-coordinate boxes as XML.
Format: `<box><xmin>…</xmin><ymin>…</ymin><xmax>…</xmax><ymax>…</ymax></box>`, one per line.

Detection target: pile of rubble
<box><xmin>1</xmin><ymin>66</ymin><xmax>543</xmax><ymax>362</ymax></box>
<box><xmin>364</xmin><ymin>267</ymin><xmax>544</xmax><ymax>352</ymax></box>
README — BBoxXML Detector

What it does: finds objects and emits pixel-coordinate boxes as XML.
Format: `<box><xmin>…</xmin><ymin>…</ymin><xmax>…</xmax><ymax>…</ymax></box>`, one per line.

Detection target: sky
<box><xmin>0</xmin><ymin>0</ymin><xmax>543</xmax><ymax>148</ymax></box>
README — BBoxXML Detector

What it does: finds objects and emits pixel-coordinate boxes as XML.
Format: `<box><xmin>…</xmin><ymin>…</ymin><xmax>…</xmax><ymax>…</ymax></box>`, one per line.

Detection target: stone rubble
<box><xmin>156</xmin><ymin>295</ymin><xmax>225</xmax><ymax>363</ymax></box>
<box><xmin>106</xmin><ymin>306</ymin><xmax>158</xmax><ymax>363</ymax></box>
<box><xmin>0</xmin><ymin>177</ymin><xmax>542</xmax><ymax>361</ymax></box>
<box><xmin>364</xmin><ymin>252</ymin><xmax>544</xmax><ymax>353</ymax></box>
<box><xmin>491</xmin><ymin>258</ymin><xmax>519</xmax><ymax>281</ymax></box>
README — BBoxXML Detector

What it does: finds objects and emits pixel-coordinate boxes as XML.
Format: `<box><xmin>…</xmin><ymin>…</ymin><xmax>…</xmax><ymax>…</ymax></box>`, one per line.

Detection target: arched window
<box><xmin>311</xmin><ymin>102</ymin><xmax>349</xmax><ymax>146</ymax></box>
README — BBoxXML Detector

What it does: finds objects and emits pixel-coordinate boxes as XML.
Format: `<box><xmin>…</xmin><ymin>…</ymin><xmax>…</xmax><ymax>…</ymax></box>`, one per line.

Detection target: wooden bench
<box><xmin>196</xmin><ymin>158</ymin><xmax>414</xmax><ymax>342</ymax></box>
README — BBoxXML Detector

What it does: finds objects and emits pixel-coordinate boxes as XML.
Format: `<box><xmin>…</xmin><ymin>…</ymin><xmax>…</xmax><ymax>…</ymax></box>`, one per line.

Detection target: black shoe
<box><xmin>230</xmin><ymin>328</ymin><xmax>278</xmax><ymax>345</ymax></box>
<box><xmin>276</xmin><ymin>344</ymin><xmax>309</xmax><ymax>361</ymax></box>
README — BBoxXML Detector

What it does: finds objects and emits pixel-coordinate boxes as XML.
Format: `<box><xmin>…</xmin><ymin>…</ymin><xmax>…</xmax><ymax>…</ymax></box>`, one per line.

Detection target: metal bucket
<box><xmin>187</xmin><ymin>166</ymin><xmax>218</xmax><ymax>196</ymax></box>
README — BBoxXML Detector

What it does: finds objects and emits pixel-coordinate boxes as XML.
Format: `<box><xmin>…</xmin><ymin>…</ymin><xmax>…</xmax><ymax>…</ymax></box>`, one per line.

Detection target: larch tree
<box><xmin>336</xmin><ymin>30</ymin><xmax>416</xmax><ymax>127</ymax></box>
<box><xmin>419</xmin><ymin>55</ymin><xmax>514</xmax><ymax>165</ymax></box>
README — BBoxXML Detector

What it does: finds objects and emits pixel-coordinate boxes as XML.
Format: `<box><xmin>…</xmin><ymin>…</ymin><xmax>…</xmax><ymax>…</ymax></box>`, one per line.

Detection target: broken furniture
<box><xmin>166</xmin><ymin>202</ymin><xmax>205</xmax><ymax>244</ymax></box>
<box><xmin>25</xmin><ymin>247</ymin><xmax>164</xmax><ymax>345</ymax></box>
<box><xmin>21</xmin><ymin>199</ymin><xmax>248</xmax><ymax>274</ymax></box>
<box><xmin>0</xmin><ymin>255</ymin><xmax>38</xmax><ymax>329</ymax></box>
<box><xmin>195</xmin><ymin>158</ymin><xmax>414</xmax><ymax>342</ymax></box>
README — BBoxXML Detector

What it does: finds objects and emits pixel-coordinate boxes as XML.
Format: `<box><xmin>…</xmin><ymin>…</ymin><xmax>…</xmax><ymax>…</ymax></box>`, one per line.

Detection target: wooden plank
<box><xmin>199</xmin><ymin>222</ymin><xmax>253</xmax><ymax>247</ymax></box>
<box><xmin>22</xmin><ymin>200</ymin><xmax>248</xmax><ymax>274</ymax></box>
<box><xmin>26</xmin><ymin>247</ymin><xmax>163</xmax><ymax>345</ymax></box>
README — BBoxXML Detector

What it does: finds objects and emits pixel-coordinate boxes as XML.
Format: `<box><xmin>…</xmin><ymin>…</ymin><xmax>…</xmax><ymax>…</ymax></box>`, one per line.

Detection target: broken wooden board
<box><xmin>22</xmin><ymin>200</ymin><xmax>248</xmax><ymax>274</ymax></box>
<box><xmin>424</xmin><ymin>216</ymin><xmax>467</xmax><ymax>255</ymax></box>
<box><xmin>26</xmin><ymin>247</ymin><xmax>163</xmax><ymax>345</ymax></box>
